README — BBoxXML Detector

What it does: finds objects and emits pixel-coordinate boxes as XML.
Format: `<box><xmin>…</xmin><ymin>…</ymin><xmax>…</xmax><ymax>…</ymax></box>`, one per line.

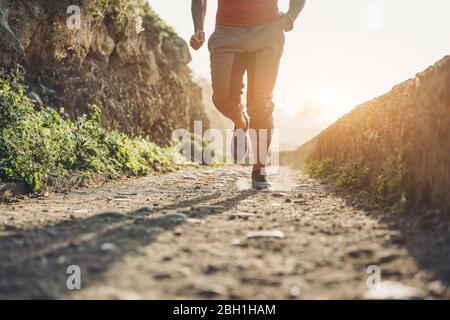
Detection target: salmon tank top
<box><xmin>216</xmin><ymin>0</ymin><xmax>280</xmax><ymax>26</ymax></box>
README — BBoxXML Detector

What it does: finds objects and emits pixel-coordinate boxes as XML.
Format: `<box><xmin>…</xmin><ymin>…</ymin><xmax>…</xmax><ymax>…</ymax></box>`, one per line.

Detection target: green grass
<box><xmin>334</xmin><ymin>160</ymin><xmax>370</xmax><ymax>190</ymax></box>
<box><xmin>304</xmin><ymin>158</ymin><xmax>334</xmax><ymax>179</ymax></box>
<box><xmin>0</xmin><ymin>72</ymin><xmax>187</xmax><ymax>193</ymax></box>
<box><xmin>375</xmin><ymin>148</ymin><xmax>409</xmax><ymax>210</ymax></box>
<box><xmin>304</xmin><ymin>150</ymin><xmax>409</xmax><ymax>210</ymax></box>
<box><xmin>89</xmin><ymin>0</ymin><xmax>175</xmax><ymax>35</ymax></box>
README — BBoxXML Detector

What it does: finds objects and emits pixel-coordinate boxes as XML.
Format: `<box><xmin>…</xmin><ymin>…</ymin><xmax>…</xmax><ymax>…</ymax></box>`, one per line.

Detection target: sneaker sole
<box><xmin>252</xmin><ymin>180</ymin><xmax>271</xmax><ymax>190</ymax></box>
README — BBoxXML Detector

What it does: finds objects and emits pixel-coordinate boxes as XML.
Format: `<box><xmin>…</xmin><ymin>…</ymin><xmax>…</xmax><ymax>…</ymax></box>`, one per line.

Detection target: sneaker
<box><xmin>252</xmin><ymin>168</ymin><xmax>271</xmax><ymax>190</ymax></box>
<box><xmin>231</xmin><ymin>113</ymin><xmax>249</xmax><ymax>163</ymax></box>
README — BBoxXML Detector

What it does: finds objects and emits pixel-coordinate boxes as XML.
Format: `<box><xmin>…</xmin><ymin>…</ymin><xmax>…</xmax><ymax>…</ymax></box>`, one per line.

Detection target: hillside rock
<box><xmin>0</xmin><ymin>7</ymin><xmax>24</xmax><ymax>68</ymax></box>
<box><xmin>0</xmin><ymin>0</ymin><xmax>208</xmax><ymax>145</ymax></box>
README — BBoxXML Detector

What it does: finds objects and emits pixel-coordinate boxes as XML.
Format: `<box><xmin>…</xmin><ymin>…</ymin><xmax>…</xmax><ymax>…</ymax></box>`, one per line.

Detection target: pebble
<box><xmin>378</xmin><ymin>253</ymin><xmax>400</xmax><ymax>264</ymax></box>
<box><xmin>154</xmin><ymin>273</ymin><xmax>172</xmax><ymax>280</ymax></box>
<box><xmin>45</xmin><ymin>227</ymin><xmax>57</xmax><ymax>237</ymax></box>
<box><xmin>197</xmin><ymin>284</ymin><xmax>226</xmax><ymax>298</ymax></box>
<box><xmin>347</xmin><ymin>248</ymin><xmax>374</xmax><ymax>259</ymax></box>
<box><xmin>73</xmin><ymin>209</ymin><xmax>89</xmax><ymax>214</ymax></box>
<box><xmin>179</xmin><ymin>267</ymin><xmax>192</xmax><ymax>276</ymax></box>
<box><xmin>100</xmin><ymin>242</ymin><xmax>117</xmax><ymax>251</ymax></box>
<box><xmin>3</xmin><ymin>224</ymin><xmax>17</xmax><ymax>231</ymax></box>
<box><xmin>147</xmin><ymin>227</ymin><xmax>165</xmax><ymax>234</ymax></box>
<box><xmin>57</xmin><ymin>255</ymin><xmax>66</xmax><ymax>265</ymax></box>
<box><xmin>187</xmin><ymin>218</ymin><xmax>202</xmax><ymax>224</ymax></box>
<box><xmin>427</xmin><ymin>280</ymin><xmax>448</xmax><ymax>296</ymax></box>
<box><xmin>246</xmin><ymin>230</ymin><xmax>285</xmax><ymax>239</ymax></box>
<box><xmin>228</xmin><ymin>212</ymin><xmax>255</xmax><ymax>220</ymax></box>
<box><xmin>117</xmin><ymin>292</ymin><xmax>142</xmax><ymax>300</ymax></box>
<box><xmin>166</xmin><ymin>212</ymin><xmax>188</xmax><ymax>222</ymax></box>
<box><xmin>135</xmin><ymin>207</ymin><xmax>154</xmax><ymax>214</ymax></box>
<box><xmin>362</xmin><ymin>281</ymin><xmax>427</xmax><ymax>300</ymax></box>
<box><xmin>204</xmin><ymin>205</ymin><xmax>226</xmax><ymax>210</ymax></box>
<box><xmin>290</xmin><ymin>286</ymin><xmax>302</xmax><ymax>297</ymax></box>
<box><xmin>102</xmin><ymin>212</ymin><xmax>128</xmax><ymax>219</ymax></box>
<box><xmin>272</xmin><ymin>192</ymin><xmax>290</xmax><ymax>198</ymax></box>
<box><xmin>230</xmin><ymin>239</ymin><xmax>242</xmax><ymax>246</ymax></box>
<box><xmin>183</xmin><ymin>175</ymin><xmax>198</xmax><ymax>180</ymax></box>
<box><xmin>133</xmin><ymin>217</ymin><xmax>147</xmax><ymax>224</ymax></box>
<box><xmin>112</xmin><ymin>198</ymin><xmax>130</xmax><ymax>202</ymax></box>
<box><xmin>203</xmin><ymin>264</ymin><xmax>221</xmax><ymax>275</ymax></box>
<box><xmin>118</xmin><ymin>192</ymin><xmax>138</xmax><ymax>196</ymax></box>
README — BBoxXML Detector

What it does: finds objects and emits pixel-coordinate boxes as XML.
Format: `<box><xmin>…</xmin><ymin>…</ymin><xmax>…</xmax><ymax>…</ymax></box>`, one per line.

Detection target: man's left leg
<box><xmin>246</xmin><ymin>46</ymin><xmax>283</xmax><ymax>189</ymax></box>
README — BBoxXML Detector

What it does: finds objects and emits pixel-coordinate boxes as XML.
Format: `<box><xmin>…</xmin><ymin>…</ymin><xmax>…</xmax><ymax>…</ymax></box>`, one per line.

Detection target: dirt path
<box><xmin>0</xmin><ymin>166</ymin><xmax>449</xmax><ymax>299</ymax></box>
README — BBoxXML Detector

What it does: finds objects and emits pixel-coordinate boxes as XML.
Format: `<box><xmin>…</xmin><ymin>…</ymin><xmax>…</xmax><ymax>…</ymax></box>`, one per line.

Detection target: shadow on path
<box><xmin>0</xmin><ymin>190</ymin><xmax>257</xmax><ymax>299</ymax></box>
<box><xmin>328</xmin><ymin>185</ymin><xmax>450</xmax><ymax>289</ymax></box>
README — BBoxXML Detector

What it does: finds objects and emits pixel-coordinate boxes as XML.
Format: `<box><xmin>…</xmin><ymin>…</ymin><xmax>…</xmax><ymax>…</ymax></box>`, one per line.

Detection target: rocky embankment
<box><xmin>0</xmin><ymin>0</ymin><xmax>207</xmax><ymax>144</ymax></box>
<box><xmin>289</xmin><ymin>56</ymin><xmax>450</xmax><ymax>210</ymax></box>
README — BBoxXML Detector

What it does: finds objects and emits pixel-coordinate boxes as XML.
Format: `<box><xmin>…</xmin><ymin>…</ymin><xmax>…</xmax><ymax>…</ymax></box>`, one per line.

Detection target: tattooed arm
<box><xmin>190</xmin><ymin>0</ymin><xmax>207</xmax><ymax>50</ymax></box>
<box><xmin>280</xmin><ymin>0</ymin><xmax>307</xmax><ymax>32</ymax></box>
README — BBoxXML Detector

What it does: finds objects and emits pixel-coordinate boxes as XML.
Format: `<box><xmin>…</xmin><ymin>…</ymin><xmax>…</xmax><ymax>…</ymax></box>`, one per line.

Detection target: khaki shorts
<box><xmin>208</xmin><ymin>21</ymin><xmax>285</xmax><ymax>130</ymax></box>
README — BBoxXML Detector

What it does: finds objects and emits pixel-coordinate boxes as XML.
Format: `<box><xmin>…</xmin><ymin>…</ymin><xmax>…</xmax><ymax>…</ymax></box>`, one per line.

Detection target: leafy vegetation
<box><xmin>334</xmin><ymin>160</ymin><xmax>370</xmax><ymax>190</ymax></box>
<box><xmin>90</xmin><ymin>0</ymin><xmax>174</xmax><ymax>34</ymax></box>
<box><xmin>305</xmin><ymin>158</ymin><xmax>334</xmax><ymax>179</ymax></box>
<box><xmin>0</xmin><ymin>72</ymin><xmax>186</xmax><ymax>192</ymax></box>
<box><xmin>375</xmin><ymin>149</ymin><xmax>409</xmax><ymax>209</ymax></box>
<box><xmin>90</xmin><ymin>0</ymin><xmax>142</xmax><ymax>22</ymax></box>
<box><xmin>305</xmin><ymin>150</ymin><xmax>408</xmax><ymax>210</ymax></box>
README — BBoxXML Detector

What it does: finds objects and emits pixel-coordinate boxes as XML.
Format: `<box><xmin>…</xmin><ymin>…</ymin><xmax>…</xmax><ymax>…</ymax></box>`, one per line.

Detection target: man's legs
<box><xmin>246</xmin><ymin>47</ymin><xmax>283</xmax><ymax>171</ymax></box>
<box><xmin>210</xmin><ymin>43</ymin><xmax>282</xmax><ymax>189</ymax></box>
<box><xmin>210</xmin><ymin>49</ymin><xmax>247</xmax><ymax>129</ymax></box>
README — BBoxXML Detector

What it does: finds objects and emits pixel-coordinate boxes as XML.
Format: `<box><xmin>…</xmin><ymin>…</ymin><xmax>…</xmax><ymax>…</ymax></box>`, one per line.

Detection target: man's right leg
<box><xmin>210</xmin><ymin>49</ymin><xmax>251</xmax><ymax>162</ymax></box>
<box><xmin>246</xmin><ymin>46</ymin><xmax>283</xmax><ymax>189</ymax></box>
<box><xmin>210</xmin><ymin>49</ymin><xmax>247</xmax><ymax>128</ymax></box>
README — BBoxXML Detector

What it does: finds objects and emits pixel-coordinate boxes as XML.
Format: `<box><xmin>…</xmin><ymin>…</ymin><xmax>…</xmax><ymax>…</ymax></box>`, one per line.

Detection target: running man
<box><xmin>190</xmin><ymin>0</ymin><xmax>306</xmax><ymax>190</ymax></box>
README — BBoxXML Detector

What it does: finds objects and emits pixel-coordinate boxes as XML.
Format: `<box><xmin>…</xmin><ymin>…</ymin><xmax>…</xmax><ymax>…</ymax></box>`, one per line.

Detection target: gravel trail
<box><xmin>0</xmin><ymin>166</ymin><xmax>449</xmax><ymax>299</ymax></box>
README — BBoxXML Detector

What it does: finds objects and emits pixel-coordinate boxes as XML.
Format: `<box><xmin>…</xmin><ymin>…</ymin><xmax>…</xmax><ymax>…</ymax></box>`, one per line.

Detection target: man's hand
<box><xmin>191</xmin><ymin>0</ymin><xmax>207</xmax><ymax>50</ymax></box>
<box><xmin>190</xmin><ymin>30</ymin><xmax>205</xmax><ymax>50</ymax></box>
<box><xmin>279</xmin><ymin>13</ymin><xmax>295</xmax><ymax>32</ymax></box>
<box><xmin>279</xmin><ymin>0</ymin><xmax>306</xmax><ymax>32</ymax></box>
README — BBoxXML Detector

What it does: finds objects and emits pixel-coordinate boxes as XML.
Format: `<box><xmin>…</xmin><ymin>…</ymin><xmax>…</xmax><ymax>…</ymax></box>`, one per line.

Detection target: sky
<box><xmin>149</xmin><ymin>0</ymin><xmax>450</xmax><ymax>148</ymax></box>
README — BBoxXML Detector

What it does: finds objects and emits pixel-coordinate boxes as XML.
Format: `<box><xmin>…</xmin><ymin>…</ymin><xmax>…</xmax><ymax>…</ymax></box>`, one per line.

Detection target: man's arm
<box><xmin>288</xmin><ymin>0</ymin><xmax>306</xmax><ymax>22</ymax></box>
<box><xmin>190</xmin><ymin>0</ymin><xmax>207</xmax><ymax>50</ymax></box>
<box><xmin>280</xmin><ymin>0</ymin><xmax>306</xmax><ymax>32</ymax></box>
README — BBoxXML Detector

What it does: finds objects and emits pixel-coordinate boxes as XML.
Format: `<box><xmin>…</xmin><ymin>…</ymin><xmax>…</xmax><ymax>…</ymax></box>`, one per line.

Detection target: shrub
<box><xmin>375</xmin><ymin>149</ymin><xmax>408</xmax><ymax>209</ymax></box>
<box><xmin>305</xmin><ymin>158</ymin><xmax>334</xmax><ymax>178</ymax></box>
<box><xmin>0</xmin><ymin>73</ymin><xmax>186</xmax><ymax>192</ymax></box>
<box><xmin>334</xmin><ymin>160</ymin><xmax>370</xmax><ymax>190</ymax></box>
